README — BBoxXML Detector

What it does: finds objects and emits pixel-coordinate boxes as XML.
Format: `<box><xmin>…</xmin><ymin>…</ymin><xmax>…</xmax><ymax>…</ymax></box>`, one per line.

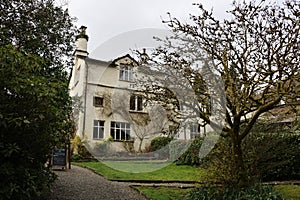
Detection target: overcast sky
<box><xmin>65</xmin><ymin>0</ymin><xmax>282</xmax><ymax>60</ymax></box>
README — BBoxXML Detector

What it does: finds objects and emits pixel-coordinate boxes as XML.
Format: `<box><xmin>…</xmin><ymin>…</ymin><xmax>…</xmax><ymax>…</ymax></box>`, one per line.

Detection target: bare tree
<box><xmin>136</xmin><ymin>0</ymin><xmax>300</xmax><ymax>187</ymax></box>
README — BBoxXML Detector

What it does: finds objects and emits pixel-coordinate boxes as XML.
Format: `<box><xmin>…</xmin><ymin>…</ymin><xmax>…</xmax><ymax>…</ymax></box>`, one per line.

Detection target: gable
<box><xmin>109</xmin><ymin>54</ymin><xmax>139</xmax><ymax>67</ymax></box>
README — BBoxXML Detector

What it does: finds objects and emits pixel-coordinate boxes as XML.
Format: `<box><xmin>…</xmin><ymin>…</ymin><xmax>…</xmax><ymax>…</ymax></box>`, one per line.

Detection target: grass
<box><xmin>134</xmin><ymin>186</ymin><xmax>191</xmax><ymax>200</ymax></box>
<box><xmin>274</xmin><ymin>184</ymin><xmax>300</xmax><ymax>200</ymax></box>
<box><xmin>73</xmin><ymin>161</ymin><xmax>205</xmax><ymax>182</ymax></box>
<box><xmin>135</xmin><ymin>185</ymin><xmax>300</xmax><ymax>200</ymax></box>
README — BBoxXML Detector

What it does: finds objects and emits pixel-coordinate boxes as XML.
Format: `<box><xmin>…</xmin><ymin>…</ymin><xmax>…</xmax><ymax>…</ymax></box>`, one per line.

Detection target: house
<box><xmin>69</xmin><ymin>26</ymin><xmax>204</xmax><ymax>154</ymax></box>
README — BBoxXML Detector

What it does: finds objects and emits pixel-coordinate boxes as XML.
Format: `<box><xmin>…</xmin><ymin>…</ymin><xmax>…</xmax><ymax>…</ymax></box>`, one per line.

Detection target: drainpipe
<box><xmin>82</xmin><ymin>61</ymin><xmax>89</xmax><ymax>137</ymax></box>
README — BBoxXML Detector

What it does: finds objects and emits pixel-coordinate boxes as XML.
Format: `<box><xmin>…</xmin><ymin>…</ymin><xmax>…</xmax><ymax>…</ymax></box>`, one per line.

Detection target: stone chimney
<box><xmin>140</xmin><ymin>48</ymin><xmax>149</xmax><ymax>64</ymax></box>
<box><xmin>74</xmin><ymin>26</ymin><xmax>89</xmax><ymax>58</ymax></box>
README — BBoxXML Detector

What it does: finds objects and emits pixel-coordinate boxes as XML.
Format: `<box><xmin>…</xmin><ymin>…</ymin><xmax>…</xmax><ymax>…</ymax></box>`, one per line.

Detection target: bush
<box><xmin>243</xmin><ymin>132</ymin><xmax>300</xmax><ymax>181</ymax></box>
<box><xmin>185</xmin><ymin>184</ymin><xmax>283</xmax><ymax>200</ymax></box>
<box><xmin>202</xmin><ymin>137</ymin><xmax>242</xmax><ymax>186</ymax></box>
<box><xmin>149</xmin><ymin>137</ymin><xmax>172</xmax><ymax>159</ymax></box>
<box><xmin>202</xmin><ymin>131</ymin><xmax>300</xmax><ymax>187</ymax></box>
<box><xmin>169</xmin><ymin>139</ymin><xmax>191</xmax><ymax>161</ymax></box>
<box><xmin>71</xmin><ymin>136</ymin><xmax>93</xmax><ymax>160</ymax></box>
<box><xmin>0</xmin><ymin>45</ymin><xmax>74</xmax><ymax>199</ymax></box>
<box><xmin>150</xmin><ymin>136</ymin><xmax>172</xmax><ymax>151</ymax></box>
<box><xmin>176</xmin><ymin>137</ymin><xmax>204</xmax><ymax>166</ymax></box>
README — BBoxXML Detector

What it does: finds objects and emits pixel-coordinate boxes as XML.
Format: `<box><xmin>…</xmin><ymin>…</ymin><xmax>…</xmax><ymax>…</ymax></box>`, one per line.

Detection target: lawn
<box><xmin>274</xmin><ymin>185</ymin><xmax>300</xmax><ymax>200</ymax></box>
<box><xmin>133</xmin><ymin>186</ymin><xmax>191</xmax><ymax>200</ymax></box>
<box><xmin>73</xmin><ymin>161</ymin><xmax>205</xmax><ymax>182</ymax></box>
<box><xmin>135</xmin><ymin>185</ymin><xmax>300</xmax><ymax>200</ymax></box>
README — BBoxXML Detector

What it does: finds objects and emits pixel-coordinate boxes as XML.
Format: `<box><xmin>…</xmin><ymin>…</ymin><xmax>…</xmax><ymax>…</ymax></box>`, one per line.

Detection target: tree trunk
<box><xmin>138</xmin><ymin>138</ymin><xmax>144</xmax><ymax>153</ymax></box>
<box><xmin>232</xmin><ymin>137</ymin><xmax>248</xmax><ymax>188</ymax></box>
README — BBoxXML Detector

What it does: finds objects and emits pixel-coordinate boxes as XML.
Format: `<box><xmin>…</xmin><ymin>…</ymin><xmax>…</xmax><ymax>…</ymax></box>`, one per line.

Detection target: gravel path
<box><xmin>46</xmin><ymin>165</ymin><xmax>147</xmax><ymax>200</ymax></box>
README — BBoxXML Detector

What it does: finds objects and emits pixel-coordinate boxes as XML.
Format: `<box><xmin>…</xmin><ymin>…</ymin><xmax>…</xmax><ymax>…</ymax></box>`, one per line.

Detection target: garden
<box><xmin>73</xmin><ymin>130</ymin><xmax>300</xmax><ymax>200</ymax></box>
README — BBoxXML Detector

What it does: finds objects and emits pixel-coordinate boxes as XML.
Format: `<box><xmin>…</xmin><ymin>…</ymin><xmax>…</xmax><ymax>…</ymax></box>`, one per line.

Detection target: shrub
<box><xmin>149</xmin><ymin>137</ymin><xmax>172</xmax><ymax>159</ymax></box>
<box><xmin>150</xmin><ymin>136</ymin><xmax>172</xmax><ymax>151</ymax></box>
<box><xmin>71</xmin><ymin>136</ymin><xmax>93</xmax><ymax>160</ymax></box>
<box><xmin>243</xmin><ymin>132</ymin><xmax>300</xmax><ymax>181</ymax></box>
<box><xmin>168</xmin><ymin>139</ymin><xmax>191</xmax><ymax>161</ymax></box>
<box><xmin>185</xmin><ymin>184</ymin><xmax>283</xmax><ymax>200</ymax></box>
<box><xmin>176</xmin><ymin>137</ymin><xmax>204</xmax><ymax>166</ymax></box>
<box><xmin>202</xmin><ymin>137</ymin><xmax>242</xmax><ymax>187</ymax></box>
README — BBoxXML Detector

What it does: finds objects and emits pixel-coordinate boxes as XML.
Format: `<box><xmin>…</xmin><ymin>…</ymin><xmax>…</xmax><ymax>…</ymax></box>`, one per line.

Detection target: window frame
<box><xmin>93</xmin><ymin>96</ymin><xmax>104</xmax><ymax>107</ymax></box>
<box><xmin>119</xmin><ymin>65</ymin><xmax>133</xmax><ymax>82</ymax></box>
<box><xmin>110</xmin><ymin>121</ymin><xmax>131</xmax><ymax>141</ymax></box>
<box><xmin>129</xmin><ymin>95</ymin><xmax>143</xmax><ymax>111</ymax></box>
<box><xmin>93</xmin><ymin>120</ymin><xmax>105</xmax><ymax>140</ymax></box>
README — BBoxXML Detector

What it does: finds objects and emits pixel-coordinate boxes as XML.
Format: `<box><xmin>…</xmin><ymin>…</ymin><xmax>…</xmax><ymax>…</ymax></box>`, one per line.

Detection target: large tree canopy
<box><xmin>137</xmin><ymin>0</ymin><xmax>299</xmax><ymax>187</ymax></box>
<box><xmin>0</xmin><ymin>0</ymin><xmax>76</xmax><ymax>199</ymax></box>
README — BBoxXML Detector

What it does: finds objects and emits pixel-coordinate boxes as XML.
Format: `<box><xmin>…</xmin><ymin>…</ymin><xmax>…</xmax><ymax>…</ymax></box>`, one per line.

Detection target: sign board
<box><xmin>53</xmin><ymin>148</ymin><xmax>67</xmax><ymax>166</ymax></box>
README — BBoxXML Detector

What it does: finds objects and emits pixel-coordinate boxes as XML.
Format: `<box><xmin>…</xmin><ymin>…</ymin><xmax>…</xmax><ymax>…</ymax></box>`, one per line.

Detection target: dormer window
<box><xmin>119</xmin><ymin>65</ymin><xmax>133</xmax><ymax>81</ymax></box>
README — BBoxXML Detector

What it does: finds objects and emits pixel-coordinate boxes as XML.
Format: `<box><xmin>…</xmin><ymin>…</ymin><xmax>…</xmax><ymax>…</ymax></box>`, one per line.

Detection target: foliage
<box><xmin>71</xmin><ymin>136</ymin><xmax>93</xmax><ymax>160</ymax></box>
<box><xmin>185</xmin><ymin>184</ymin><xmax>282</xmax><ymax>200</ymax></box>
<box><xmin>0</xmin><ymin>0</ymin><xmax>75</xmax><ymax>199</ymax></box>
<box><xmin>244</xmin><ymin>132</ymin><xmax>300</xmax><ymax>181</ymax></box>
<box><xmin>202</xmin><ymin>137</ymin><xmax>243</xmax><ymax>187</ymax></box>
<box><xmin>202</xmin><ymin>130</ymin><xmax>300</xmax><ymax>186</ymax></box>
<box><xmin>0</xmin><ymin>0</ymin><xmax>76</xmax><ymax>70</ymax></box>
<box><xmin>150</xmin><ymin>136</ymin><xmax>172</xmax><ymax>151</ymax></box>
<box><xmin>274</xmin><ymin>185</ymin><xmax>300</xmax><ymax>200</ymax></box>
<box><xmin>176</xmin><ymin>137</ymin><xmax>204</xmax><ymax>166</ymax></box>
<box><xmin>148</xmin><ymin>136</ymin><xmax>172</xmax><ymax>159</ymax></box>
<box><xmin>92</xmin><ymin>136</ymin><xmax>114</xmax><ymax>156</ymax></box>
<box><xmin>137</xmin><ymin>0</ymin><xmax>300</xmax><ymax>187</ymax></box>
<box><xmin>134</xmin><ymin>185</ymin><xmax>298</xmax><ymax>200</ymax></box>
<box><xmin>168</xmin><ymin>139</ymin><xmax>191</xmax><ymax>161</ymax></box>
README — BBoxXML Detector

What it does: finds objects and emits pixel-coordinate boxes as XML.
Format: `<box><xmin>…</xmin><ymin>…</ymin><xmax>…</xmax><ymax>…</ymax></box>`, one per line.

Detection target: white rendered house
<box><xmin>69</xmin><ymin>26</ymin><xmax>204</xmax><ymax>153</ymax></box>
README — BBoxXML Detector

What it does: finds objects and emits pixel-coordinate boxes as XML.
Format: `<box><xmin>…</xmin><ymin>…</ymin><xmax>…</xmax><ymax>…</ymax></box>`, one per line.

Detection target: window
<box><xmin>129</xmin><ymin>95</ymin><xmax>143</xmax><ymax>111</ymax></box>
<box><xmin>190</xmin><ymin>124</ymin><xmax>200</xmax><ymax>139</ymax></box>
<box><xmin>119</xmin><ymin>65</ymin><xmax>133</xmax><ymax>81</ymax></box>
<box><xmin>93</xmin><ymin>120</ymin><xmax>104</xmax><ymax>140</ymax></box>
<box><xmin>110</xmin><ymin>121</ymin><xmax>130</xmax><ymax>141</ymax></box>
<box><xmin>94</xmin><ymin>96</ymin><xmax>104</xmax><ymax>107</ymax></box>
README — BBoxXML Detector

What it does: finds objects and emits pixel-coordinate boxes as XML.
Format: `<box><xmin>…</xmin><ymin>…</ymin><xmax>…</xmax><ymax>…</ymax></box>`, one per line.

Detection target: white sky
<box><xmin>64</xmin><ymin>0</ymin><xmax>282</xmax><ymax>60</ymax></box>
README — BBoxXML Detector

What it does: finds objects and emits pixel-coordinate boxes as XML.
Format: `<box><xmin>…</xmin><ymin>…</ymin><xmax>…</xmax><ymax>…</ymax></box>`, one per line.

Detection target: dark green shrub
<box><xmin>150</xmin><ymin>136</ymin><xmax>172</xmax><ymax>151</ymax></box>
<box><xmin>202</xmin><ymin>137</ymin><xmax>243</xmax><ymax>187</ymax></box>
<box><xmin>243</xmin><ymin>132</ymin><xmax>300</xmax><ymax>181</ymax></box>
<box><xmin>176</xmin><ymin>137</ymin><xmax>204</xmax><ymax>166</ymax></box>
<box><xmin>149</xmin><ymin>136</ymin><xmax>173</xmax><ymax>159</ymax></box>
<box><xmin>169</xmin><ymin>139</ymin><xmax>191</xmax><ymax>161</ymax></box>
<box><xmin>185</xmin><ymin>184</ymin><xmax>283</xmax><ymax>200</ymax></box>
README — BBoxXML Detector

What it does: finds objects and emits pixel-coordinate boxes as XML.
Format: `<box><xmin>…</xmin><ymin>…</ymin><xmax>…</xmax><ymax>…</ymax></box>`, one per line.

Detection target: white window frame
<box><xmin>110</xmin><ymin>121</ymin><xmax>130</xmax><ymax>141</ymax></box>
<box><xmin>93</xmin><ymin>120</ymin><xmax>104</xmax><ymax>140</ymax></box>
<box><xmin>119</xmin><ymin>65</ymin><xmax>133</xmax><ymax>82</ymax></box>
<box><xmin>129</xmin><ymin>95</ymin><xmax>143</xmax><ymax>111</ymax></box>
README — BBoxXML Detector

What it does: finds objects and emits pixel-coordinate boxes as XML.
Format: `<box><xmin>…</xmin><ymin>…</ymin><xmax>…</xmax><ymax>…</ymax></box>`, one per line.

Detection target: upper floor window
<box><xmin>94</xmin><ymin>96</ymin><xmax>104</xmax><ymax>107</ymax></box>
<box><xmin>130</xmin><ymin>95</ymin><xmax>143</xmax><ymax>111</ymax></box>
<box><xmin>119</xmin><ymin>65</ymin><xmax>133</xmax><ymax>81</ymax></box>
